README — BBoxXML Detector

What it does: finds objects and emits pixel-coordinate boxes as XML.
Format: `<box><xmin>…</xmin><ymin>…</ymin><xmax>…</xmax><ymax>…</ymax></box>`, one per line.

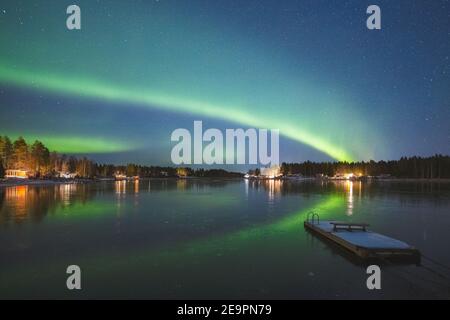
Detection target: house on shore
<box><xmin>5</xmin><ymin>169</ymin><xmax>30</xmax><ymax>179</ymax></box>
<box><xmin>57</xmin><ymin>172</ymin><xmax>78</xmax><ymax>179</ymax></box>
<box><xmin>260</xmin><ymin>165</ymin><xmax>282</xmax><ymax>179</ymax></box>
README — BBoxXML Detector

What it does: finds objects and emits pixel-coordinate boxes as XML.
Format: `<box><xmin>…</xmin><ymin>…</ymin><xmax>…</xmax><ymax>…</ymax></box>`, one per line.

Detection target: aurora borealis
<box><xmin>0</xmin><ymin>0</ymin><xmax>449</xmax><ymax>166</ymax></box>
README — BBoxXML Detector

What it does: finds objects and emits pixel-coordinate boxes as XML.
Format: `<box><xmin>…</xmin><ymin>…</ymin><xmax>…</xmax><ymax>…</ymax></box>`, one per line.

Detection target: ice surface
<box><xmin>313</xmin><ymin>221</ymin><xmax>411</xmax><ymax>249</ymax></box>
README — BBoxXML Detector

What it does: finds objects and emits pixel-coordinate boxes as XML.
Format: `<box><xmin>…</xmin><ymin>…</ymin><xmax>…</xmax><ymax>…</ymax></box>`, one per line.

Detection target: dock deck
<box><xmin>304</xmin><ymin>217</ymin><xmax>420</xmax><ymax>262</ymax></box>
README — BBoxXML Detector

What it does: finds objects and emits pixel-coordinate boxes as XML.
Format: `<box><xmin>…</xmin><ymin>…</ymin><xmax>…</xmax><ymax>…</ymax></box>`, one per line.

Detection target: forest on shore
<box><xmin>1</xmin><ymin>135</ymin><xmax>449</xmax><ymax>179</ymax></box>
<box><xmin>0</xmin><ymin>136</ymin><xmax>242</xmax><ymax>178</ymax></box>
<box><xmin>281</xmin><ymin>155</ymin><xmax>450</xmax><ymax>179</ymax></box>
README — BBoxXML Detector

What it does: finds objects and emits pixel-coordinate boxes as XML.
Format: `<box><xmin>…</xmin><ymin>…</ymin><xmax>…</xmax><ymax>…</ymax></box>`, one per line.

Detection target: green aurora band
<box><xmin>4</xmin><ymin>133</ymin><xmax>133</xmax><ymax>154</ymax></box>
<box><xmin>0</xmin><ymin>64</ymin><xmax>354</xmax><ymax>161</ymax></box>
<box><xmin>0</xmin><ymin>194</ymin><xmax>344</xmax><ymax>296</ymax></box>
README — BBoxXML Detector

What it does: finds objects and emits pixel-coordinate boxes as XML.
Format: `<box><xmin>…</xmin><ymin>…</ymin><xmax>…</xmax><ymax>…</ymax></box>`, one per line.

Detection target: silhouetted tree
<box><xmin>0</xmin><ymin>136</ymin><xmax>13</xmax><ymax>168</ymax></box>
<box><xmin>12</xmin><ymin>137</ymin><xmax>29</xmax><ymax>170</ymax></box>
<box><xmin>0</xmin><ymin>160</ymin><xmax>4</xmax><ymax>178</ymax></box>
<box><xmin>30</xmin><ymin>140</ymin><xmax>50</xmax><ymax>175</ymax></box>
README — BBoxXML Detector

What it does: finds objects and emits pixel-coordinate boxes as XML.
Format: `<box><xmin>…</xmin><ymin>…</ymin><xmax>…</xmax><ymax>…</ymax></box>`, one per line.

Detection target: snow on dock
<box><xmin>304</xmin><ymin>213</ymin><xmax>420</xmax><ymax>262</ymax></box>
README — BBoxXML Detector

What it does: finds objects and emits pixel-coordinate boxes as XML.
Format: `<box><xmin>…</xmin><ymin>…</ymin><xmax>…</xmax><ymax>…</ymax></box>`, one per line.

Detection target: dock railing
<box><xmin>306</xmin><ymin>211</ymin><xmax>320</xmax><ymax>225</ymax></box>
<box><xmin>330</xmin><ymin>222</ymin><xmax>369</xmax><ymax>232</ymax></box>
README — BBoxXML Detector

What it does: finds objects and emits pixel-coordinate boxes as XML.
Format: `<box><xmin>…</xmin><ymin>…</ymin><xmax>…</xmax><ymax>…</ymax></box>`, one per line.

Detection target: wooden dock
<box><xmin>304</xmin><ymin>213</ymin><xmax>420</xmax><ymax>263</ymax></box>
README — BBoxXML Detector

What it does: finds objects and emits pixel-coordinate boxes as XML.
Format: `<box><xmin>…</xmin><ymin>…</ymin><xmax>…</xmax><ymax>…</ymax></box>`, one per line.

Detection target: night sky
<box><xmin>0</xmin><ymin>0</ymin><xmax>449</xmax><ymax>167</ymax></box>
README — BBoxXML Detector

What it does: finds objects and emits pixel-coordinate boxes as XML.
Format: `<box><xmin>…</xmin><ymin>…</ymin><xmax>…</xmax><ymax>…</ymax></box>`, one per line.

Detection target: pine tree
<box><xmin>0</xmin><ymin>160</ymin><xmax>5</xmax><ymax>178</ymax></box>
<box><xmin>0</xmin><ymin>136</ymin><xmax>13</xmax><ymax>169</ymax></box>
<box><xmin>30</xmin><ymin>140</ymin><xmax>50</xmax><ymax>176</ymax></box>
<box><xmin>12</xmin><ymin>136</ymin><xmax>29</xmax><ymax>170</ymax></box>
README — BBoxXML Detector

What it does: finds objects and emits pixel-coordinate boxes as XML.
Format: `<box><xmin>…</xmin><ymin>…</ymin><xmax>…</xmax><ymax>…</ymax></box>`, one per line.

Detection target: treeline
<box><xmin>281</xmin><ymin>155</ymin><xmax>450</xmax><ymax>179</ymax></box>
<box><xmin>0</xmin><ymin>136</ymin><xmax>96</xmax><ymax>178</ymax></box>
<box><xmin>175</xmin><ymin>167</ymin><xmax>243</xmax><ymax>178</ymax></box>
<box><xmin>95</xmin><ymin>164</ymin><xmax>241</xmax><ymax>178</ymax></box>
<box><xmin>0</xmin><ymin>136</ymin><xmax>243</xmax><ymax>179</ymax></box>
<box><xmin>2</xmin><ymin>135</ymin><xmax>448</xmax><ymax>179</ymax></box>
<box><xmin>94</xmin><ymin>164</ymin><xmax>242</xmax><ymax>178</ymax></box>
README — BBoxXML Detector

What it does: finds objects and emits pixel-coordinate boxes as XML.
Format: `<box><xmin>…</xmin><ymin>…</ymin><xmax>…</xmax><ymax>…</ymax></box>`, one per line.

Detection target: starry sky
<box><xmin>0</xmin><ymin>0</ymin><xmax>449</xmax><ymax>168</ymax></box>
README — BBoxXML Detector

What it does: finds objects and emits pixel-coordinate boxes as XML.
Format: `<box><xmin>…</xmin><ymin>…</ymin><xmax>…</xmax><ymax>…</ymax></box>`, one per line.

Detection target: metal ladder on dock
<box><xmin>306</xmin><ymin>211</ymin><xmax>320</xmax><ymax>225</ymax></box>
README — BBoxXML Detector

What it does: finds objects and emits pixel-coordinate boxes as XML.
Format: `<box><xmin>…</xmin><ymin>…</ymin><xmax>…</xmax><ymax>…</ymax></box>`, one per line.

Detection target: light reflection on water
<box><xmin>4</xmin><ymin>185</ymin><xmax>28</xmax><ymax>222</ymax></box>
<box><xmin>0</xmin><ymin>179</ymin><xmax>449</xmax><ymax>299</ymax></box>
<box><xmin>347</xmin><ymin>181</ymin><xmax>354</xmax><ymax>216</ymax></box>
